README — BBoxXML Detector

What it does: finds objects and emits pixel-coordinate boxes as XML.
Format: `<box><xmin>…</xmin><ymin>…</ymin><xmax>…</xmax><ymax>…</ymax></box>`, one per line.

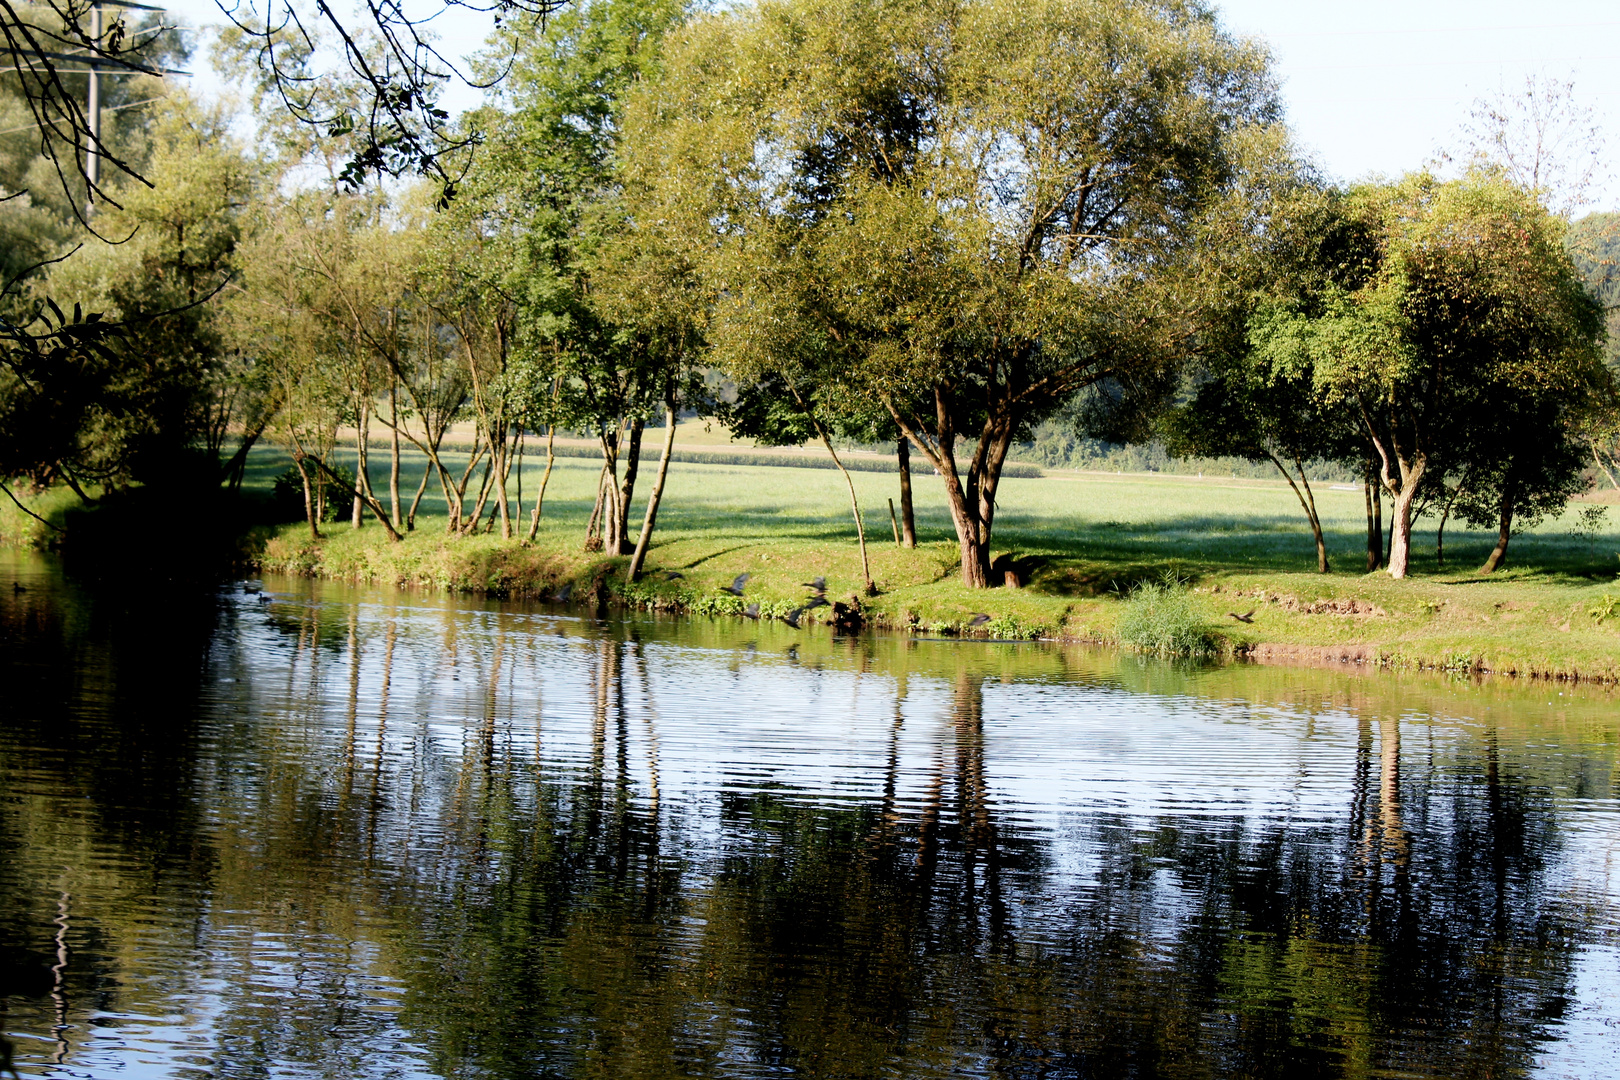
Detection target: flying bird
<box><xmin>783</xmin><ymin>607</ymin><xmax>806</xmax><ymax>629</ymax></box>
<box><xmin>742</xmin><ymin>603</ymin><xmax>761</xmax><ymax>620</ymax></box>
<box><xmin>553</xmin><ymin>583</ymin><xmax>573</xmax><ymax>603</ymax></box>
<box><xmin>1226</xmin><ymin>609</ymin><xmax>1255</xmax><ymax>624</ymax></box>
<box><xmin>802</xmin><ymin>595</ymin><xmax>830</xmax><ymax>610</ymax></box>
<box><xmin>967</xmin><ymin>613</ymin><xmax>991</xmax><ymax>627</ymax></box>
<box><xmin>802</xmin><ymin>576</ymin><xmax>827</xmax><ymax>594</ymax></box>
<box><xmin>721</xmin><ymin>573</ymin><xmax>750</xmax><ymax>596</ymax></box>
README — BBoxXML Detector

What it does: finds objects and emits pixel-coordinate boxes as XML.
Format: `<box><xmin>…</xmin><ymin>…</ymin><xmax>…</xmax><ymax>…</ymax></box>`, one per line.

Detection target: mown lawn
<box><xmin>221</xmin><ymin>442</ymin><xmax>1620</xmax><ymax>682</ymax></box>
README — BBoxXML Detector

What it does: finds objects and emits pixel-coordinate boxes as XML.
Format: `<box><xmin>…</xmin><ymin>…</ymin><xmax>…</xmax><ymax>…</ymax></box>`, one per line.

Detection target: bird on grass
<box><xmin>1226</xmin><ymin>609</ymin><xmax>1255</xmax><ymax>624</ymax></box>
<box><xmin>554</xmin><ymin>583</ymin><xmax>573</xmax><ymax>603</ymax></box>
<box><xmin>721</xmin><ymin>573</ymin><xmax>750</xmax><ymax>597</ymax></box>
<box><xmin>967</xmin><ymin>613</ymin><xmax>991</xmax><ymax>628</ymax></box>
<box><xmin>662</xmin><ymin>570</ymin><xmax>685</xmax><ymax>581</ymax></box>
<box><xmin>742</xmin><ymin>603</ymin><xmax>760</xmax><ymax>620</ymax></box>
<box><xmin>802</xmin><ymin>575</ymin><xmax>827</xmax><ymax>595</ymax></box>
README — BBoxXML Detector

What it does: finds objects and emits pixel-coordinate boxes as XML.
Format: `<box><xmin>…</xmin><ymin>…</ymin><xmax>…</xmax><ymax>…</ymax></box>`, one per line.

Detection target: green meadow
<box><xmin>8</xmin><ymin>440</ymin><xmax>1619</xmax><ymax>681</ymax></box>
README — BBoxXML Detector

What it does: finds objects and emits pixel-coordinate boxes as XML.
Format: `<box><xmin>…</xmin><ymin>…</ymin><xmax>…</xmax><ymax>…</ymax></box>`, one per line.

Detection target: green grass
<box><xmin>16</xmin><ymin>442</ymin><xmax>1620</xmax><ymax>682</ymax></box>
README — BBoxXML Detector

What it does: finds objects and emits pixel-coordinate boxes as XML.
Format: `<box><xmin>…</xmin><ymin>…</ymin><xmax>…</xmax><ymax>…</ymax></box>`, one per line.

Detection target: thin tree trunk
<box><xmin>1593</xmin><ymin>447</ymin><xmax>1619</xmax><ymax>490</ymax></box>
<box><xmin>888</xmin><ymin>499</ymin><xmax>902</xmax><ymax>545</ymax></box>
<box><xmin>388</xmin><ymin>383</ymin><xmax>401</xmax><ymax>531</ymax></box>
<box><xmin>1366</xmin><ymin>472</ymin><xmax>1382</xmax><ymax>572</ymax></box>
<box><xmin>463</xmin><ymin>457</ymin><xmax>493</xmax><ymax>536</ymax></box>
<box><xmin>1480</xmin><ymin>480</ymin><xmax>1516</xmax><ymax>574</ymax></box>
<box><xmin>818</xmin><ymin>427</ymin><xmax>873</xmax><ymax>591</ymax></box>
<box><xmin>447</xmin><ymin>441</ymin><xmax>484</xmax><ymax>534</ymax></box>
<box><xmin>295</xmin><ymin>455</ymin><xmax>321</xmax><ymax>540</ymax></box>
<box><xmin>307</xmin><ymin>456</ymin><xmax>402</xmax><ymax>541</ymax></box>
<box><xmin>611</xmin><ymin>418</ymin><xmax>645</xmax><ymax>557</ymax></box>
<box><xmin>491</xmin><ymin>424</ymin><xmax>513</xmax><ymax>540</ymax></box>
<box><xmin>513</xmin><ymin>428</ymin><xmax>524</xmax><ymax>534</ymax></box>
<box><xmin>897</xmin><ymin>437</ymin><xmax>916</xmax><ymax>548</ymax></box>
<box><xmin>586</xmin><ymin>454</ymin><xmax>611</xmax><ymax>551</ymax></box>
<box><xmin>1268</xmin><ymin>452</ymin><xmax>1328</xmax><ymax>573</ymax></box>
<box><xmin>405</xmin><ymin>464</ymin><xmax>430</xmax><ymax>531</ymax></box>
<box><xmin>627</xmin><ymin>395</ymin><xmax>679</xmax><ymax>583</ymax></box>
<box><xmin>527</xmin><ymin>424</ymin><xmax>557</xmax><ymax>543</ymax></box>
<box><xmin>352</xmin><ymin>407</ymin><xmax>368</xmax><ymax>529</ymax></box>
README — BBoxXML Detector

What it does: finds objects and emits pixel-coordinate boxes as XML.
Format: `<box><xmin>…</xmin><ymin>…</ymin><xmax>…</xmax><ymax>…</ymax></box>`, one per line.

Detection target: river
<box><xmin>1</xmin><ymin>551</ymin><xmax>1617</xmax><ymax>1079</ymax></box>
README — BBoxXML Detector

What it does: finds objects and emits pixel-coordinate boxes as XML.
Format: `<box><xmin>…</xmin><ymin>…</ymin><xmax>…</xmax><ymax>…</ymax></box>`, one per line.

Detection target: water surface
<box><xmin>2</xmin><ymin>552</ymin><xmax>1618</xmax><ymax>1079</ymax></box>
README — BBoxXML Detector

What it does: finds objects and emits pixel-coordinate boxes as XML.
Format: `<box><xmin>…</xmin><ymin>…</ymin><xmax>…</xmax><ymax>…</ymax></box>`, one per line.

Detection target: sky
<box><xmin>153</xmin><ymin>0</ymin><xmax>1620</xmax><ymax>211</ymax></box>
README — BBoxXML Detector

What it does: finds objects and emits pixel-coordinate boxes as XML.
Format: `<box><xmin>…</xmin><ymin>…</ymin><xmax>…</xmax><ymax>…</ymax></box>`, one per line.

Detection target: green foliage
<box><xmin>626</xmin><ymin>0</ymin><xmax>1290</xmax><ymax>585</ymax></box>
<box><xmin>1116</xmin><ymin>576</ymin><xmax>1222</xmax><ymax>658</ymax></box>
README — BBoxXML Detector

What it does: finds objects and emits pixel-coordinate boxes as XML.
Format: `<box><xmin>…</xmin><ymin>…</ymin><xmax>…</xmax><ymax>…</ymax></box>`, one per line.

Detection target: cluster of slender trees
<box><xmin>4</xmin><ymin>0</ymin><xmax>1618</xmax><ymax>586</ymax></box>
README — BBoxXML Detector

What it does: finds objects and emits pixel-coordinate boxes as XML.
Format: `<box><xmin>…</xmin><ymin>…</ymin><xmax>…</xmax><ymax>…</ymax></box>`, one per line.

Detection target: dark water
<box><xmin>2</xmin><ymin>553</ymin><xmax>1618</xmax><ymax>1080</ymax></box>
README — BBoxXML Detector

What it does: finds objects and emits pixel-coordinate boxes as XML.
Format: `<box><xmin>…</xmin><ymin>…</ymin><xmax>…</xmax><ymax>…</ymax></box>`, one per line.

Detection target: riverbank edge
<box><xmin>7</xmin><ymin>487</ymin><xmax>1617</xmax><ymax>686</ymax></box>
<box><xmin>243</xmin><ymin>526</ymin><xmax>1620</xmax><ymax>687</ymax></box>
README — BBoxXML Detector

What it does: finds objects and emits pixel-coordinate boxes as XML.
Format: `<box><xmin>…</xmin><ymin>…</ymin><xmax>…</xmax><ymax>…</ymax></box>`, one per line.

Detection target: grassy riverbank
<box><xmin>7</xmin><ymin>445</ymin><xmax>1620</xmax><ymax>681</ymax></box>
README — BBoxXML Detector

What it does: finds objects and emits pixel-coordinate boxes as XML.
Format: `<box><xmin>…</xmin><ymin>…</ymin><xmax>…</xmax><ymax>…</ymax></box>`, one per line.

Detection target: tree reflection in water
<box><xmin>0</xmin><ymin>562</ymin><xmax>1612</xmax><ymax>1080</ymax></box>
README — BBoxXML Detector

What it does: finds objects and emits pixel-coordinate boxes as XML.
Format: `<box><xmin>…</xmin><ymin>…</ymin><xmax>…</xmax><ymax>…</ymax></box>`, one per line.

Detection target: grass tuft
<box><xmin>1117</xmin><ymin>575</ymin><xmax>1223</xmax><ymax>658</ymax></box>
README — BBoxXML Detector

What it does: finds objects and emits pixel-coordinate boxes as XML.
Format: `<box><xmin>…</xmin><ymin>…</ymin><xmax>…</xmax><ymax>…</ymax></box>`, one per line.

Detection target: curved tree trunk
<box><xmin>527</xmin><ymin>425</ymin><xmax>557</xmax><ymax>544</ymax></box>
<box><xmin>816</xmin><ymin>426</ymin><xmax>872</xmax><ymax>590</ymax></box>
<box><xmin>1479</xmin><ymin>485</ymin><xmax>1516</xmax><ymax>574</ymax></box>
<box><xmin>627</xmin><ymin>395</ymin><xmax>680</xmax><ymax>583</ymax></box>
<box><xmin>1268</xmin><ymin>452</ymin><xmax>1329</xmax><ymax>573</ymax></box>
<box><xmin>880</xmin><ymin>388</ymin><xmax>1016</xmax><ymax>588</ymax></box>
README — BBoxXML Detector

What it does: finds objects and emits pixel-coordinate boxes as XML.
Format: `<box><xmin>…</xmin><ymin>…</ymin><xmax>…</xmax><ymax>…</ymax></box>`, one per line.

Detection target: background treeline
<box><xmin>3</xmin><ymin>0</ymin><xmax>1618</xmax><ymax>589</ymax></box>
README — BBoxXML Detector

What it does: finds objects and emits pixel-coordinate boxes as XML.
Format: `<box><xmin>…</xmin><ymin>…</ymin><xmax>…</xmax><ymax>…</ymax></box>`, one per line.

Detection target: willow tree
<box><xmin>625</xmin><ymin>0</ymin><xmax>1285</xmax><ymax>585</ymax></box>
<box><xmin>1253</xmin><ymin>173</ymin><xmax>1609</xmax><ymax>579</ymax></box>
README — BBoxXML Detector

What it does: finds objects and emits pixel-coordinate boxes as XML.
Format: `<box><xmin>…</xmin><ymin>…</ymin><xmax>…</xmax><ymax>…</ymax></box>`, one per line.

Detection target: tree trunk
<box><xmin>610</xmin><ymin>418</ymin><xmax>645</xmax><ymax>556</ymax></box>
<box><xmin>405</xmin><ymin>463</ymin><xmax>430</xmax><ymax>531</ymax></box>
<box><xmin>352</xmin><ymin>407</ymin><xmax>368</xmax><ymax>529</ymax></box>
<box><xmin>295</xmin><ymin>455</ymin><xmax>321</xmax><ymax>540</ymax></box>
<box><xmin>493</xmin><ymin>424</ymin><xmax>513</xmax><ymax>540</ymax></box>
<box><xmin>586</xmin><ymin>452</ymin><xmax>612</xmax><ymax>552</ymax></box>
<box><xmin>815</xmin><ymin>425</ymin><xmax>873</xmax><ymax>590</ymax></box>
<box><xmin>446</xmin><ymin>441</ymin><xmax>484</xmax><ymax>534</ymax></box>
<box><xmin>463</xmin><ymin>457</ymin><xmax>493</xmax><ymax>536</ymax></box>
<box><xmin>1385</xmin><ymin>475</ymin><xmax>1422</xmax><ymax>579</ymax></box>
<box><xmin>627</xmin><ymin>395</ymin><xmax>679</xmax><ymax>583</ymax></box>
<box><xmin>527</xmin><ymin>424</ymin><xmax>557</xmax><ymax>543</ymax></box>
<box><xmin>881</xmin><ymin>387</ymin><xmax>1013</xmax><ymax>588</ymax></box>
<box><xmin>1479</xmin><ymin>480</ymin><xmax>1516</xmax><ymax>574</ymax></box>
<box><xmin>1268</xmin><ymin>453</ymin><xmax>1329</xmax><ymax>573</ymax></box>
<box><xmin>388</xmin><ymin>383</ymin><xmax>401</xmax><ymax>531</ymax></box>
<box><xmin>308</xmin><ymin>456</ymin><xmax>402</xmax><ymax>541</ymax></box>
<box><xmin>1366</xmin><ymin>472</ymin><xmax>1382</xmax><ymax>572</ymax></box>
<box><xmin>897</xmin><ymin>437</ymin><xmax>916</xmax><ymax>548</ymax></box>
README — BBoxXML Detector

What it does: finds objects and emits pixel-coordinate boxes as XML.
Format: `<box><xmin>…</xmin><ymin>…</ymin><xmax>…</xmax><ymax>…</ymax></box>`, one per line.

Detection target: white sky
<box><xmin>155</xmin><ymin>0</ymin><xmax>1620</xmax><ymax>211</ymax></box>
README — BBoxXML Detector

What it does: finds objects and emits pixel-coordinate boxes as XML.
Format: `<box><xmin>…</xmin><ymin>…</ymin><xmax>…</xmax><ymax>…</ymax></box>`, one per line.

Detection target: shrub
<box><xmin>1116</xmin><ymin>576</ymin><xmax>1221</xmax><ymax>658</ymax></box>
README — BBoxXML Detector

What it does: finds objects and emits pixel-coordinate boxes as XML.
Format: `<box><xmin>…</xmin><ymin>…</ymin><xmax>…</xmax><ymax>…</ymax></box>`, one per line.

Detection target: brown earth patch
<box><xmin>1244</xmin><ymin>642</ymin><xmax>1381</xmax><ymax>668</ymax></box>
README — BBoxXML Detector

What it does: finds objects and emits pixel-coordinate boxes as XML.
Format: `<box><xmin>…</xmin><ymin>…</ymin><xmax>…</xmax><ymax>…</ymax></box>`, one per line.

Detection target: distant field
<box><xmin>242</xmin><ymin>441</ymin><xmax>1619</xmax><ymax>581</ymax></box>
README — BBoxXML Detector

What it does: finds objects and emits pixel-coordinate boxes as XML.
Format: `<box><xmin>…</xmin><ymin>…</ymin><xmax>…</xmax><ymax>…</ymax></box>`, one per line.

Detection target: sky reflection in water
<box><xmin>1</xmin><ymin>554</ymin><xmax>1618</xmax><ymax>1079</ymax></box>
